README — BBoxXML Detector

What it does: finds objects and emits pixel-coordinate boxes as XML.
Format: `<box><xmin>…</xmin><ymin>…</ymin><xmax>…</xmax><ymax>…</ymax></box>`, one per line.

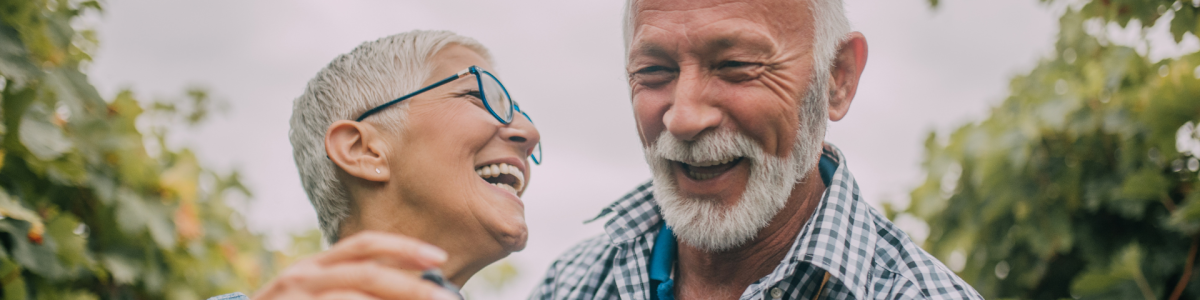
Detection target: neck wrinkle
<box><xmin>675</xmin><ymin>166</ymin><xmax>825</xmax><ymax>297</ymax></box>
<box><xmin>345</xmin><ymin>187</ymin><xmax>507</xmax><ymax>288</ymax></box>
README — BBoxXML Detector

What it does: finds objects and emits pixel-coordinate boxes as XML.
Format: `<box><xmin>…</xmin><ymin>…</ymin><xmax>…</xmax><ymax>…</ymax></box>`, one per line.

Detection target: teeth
<box><xmin>688</xmin><ymin>171</ymin><xmax>719</xmax><ymax>180</ymax></box>
<box><xmin>688</xmin><ymin>157</ymin><xmax>738</xmax><ymax>167</ymax></box>
<box><xmin>684</xmin><ymin>157</ymin><xmax>739</xmax><ymax>180</ymax></box>
<box><xmin>474</xmin><ymin>163</ymin><xmax>526</xmax><ymax>193</ymax></box>
<box><xmin>491</xmin><ymin>182</ymin><xmax>519</xmax><ymax>195</ymax></box>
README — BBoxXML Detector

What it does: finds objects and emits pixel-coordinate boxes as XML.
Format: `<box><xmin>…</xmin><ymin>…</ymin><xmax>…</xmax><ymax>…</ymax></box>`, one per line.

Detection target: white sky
<box><xmin>86</xmin><ymin>0</ymin><xmax>1070</xmax><ymax>298</ymax></box>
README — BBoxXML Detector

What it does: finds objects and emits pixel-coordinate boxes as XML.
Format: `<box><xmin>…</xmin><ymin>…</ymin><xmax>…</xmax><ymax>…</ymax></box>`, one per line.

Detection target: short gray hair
<box><xmin>289</xmin><ymin>30</ymin><xmax>492</xmax><ymax>244</ymax></box>
<box><xmin>622</xmin><ymin>0</ymin><xmax>851</xmax><ymax>77</ymax></box>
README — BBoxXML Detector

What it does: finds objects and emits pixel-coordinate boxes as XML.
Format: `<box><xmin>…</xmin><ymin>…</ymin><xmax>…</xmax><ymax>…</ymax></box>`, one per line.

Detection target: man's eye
<box><xmin>631</xmin><ymin>66</ymin><xmax>676</xmax><ymax>86</ymax></box>
<box><xmin>717</xmin><ymin>61</ymin><xmax>758</xmax><ymax>69</ymax></box>
<box><xmin>715</xmin><ymin>61</ymin><xmax>763</xmax><ymax>82</ymax></box>
<box><xmin>635</xmin><ymin>66</ymin><xmax>670</xmax><ymax>74</ymax></box>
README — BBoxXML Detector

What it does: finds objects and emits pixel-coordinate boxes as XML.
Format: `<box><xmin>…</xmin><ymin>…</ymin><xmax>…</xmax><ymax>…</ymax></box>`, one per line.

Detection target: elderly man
<box><xmin>530</xmin><ymin>0</ymin><xmax>982</xmax><ymax>299</ymax></box>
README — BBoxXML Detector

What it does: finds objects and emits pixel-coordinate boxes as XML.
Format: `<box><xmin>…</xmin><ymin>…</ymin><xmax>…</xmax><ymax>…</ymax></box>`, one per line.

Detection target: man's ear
<box><xmin>827</xmin><ymin>32</ymin><xmax>868</xmax><ymax>122</ymax></box>
<box><xmin>325</xmin><ymin>120</ymin><xmax>391</xmax><ymax>182</ymax></box>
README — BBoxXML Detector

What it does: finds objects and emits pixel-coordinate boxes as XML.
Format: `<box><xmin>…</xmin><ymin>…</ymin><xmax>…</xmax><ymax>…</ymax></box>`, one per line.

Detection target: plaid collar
<box><xmin>587</xmin><ymin>144</ymin><xmax>875</xmax><ymax>300</ymax></box>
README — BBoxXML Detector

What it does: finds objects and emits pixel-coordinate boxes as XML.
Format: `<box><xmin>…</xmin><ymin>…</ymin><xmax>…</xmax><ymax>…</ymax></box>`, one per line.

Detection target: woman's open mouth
<box><xmin>476</xmin><ymin>163</ymin><xmax>524</xmax><ymax>195</ymax></box>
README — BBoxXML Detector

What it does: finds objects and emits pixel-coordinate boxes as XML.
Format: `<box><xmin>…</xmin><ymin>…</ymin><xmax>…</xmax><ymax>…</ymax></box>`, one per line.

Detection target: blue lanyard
<box><xmin>648</xmin><ymin>155</ymin><xmax>838</xmax><ymax>300</ymax></box>
<box><xmin>649</xmin><ymin>225</ymin><xmax>677</xmax><ymax>300</ymax></box>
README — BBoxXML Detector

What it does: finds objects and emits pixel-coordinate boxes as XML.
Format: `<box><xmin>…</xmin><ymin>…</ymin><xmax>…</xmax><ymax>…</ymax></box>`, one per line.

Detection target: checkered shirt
<box><xmin>529</xmin><ymin>145</ymin><xmax>983</xmax><ymax>300</ymax></box>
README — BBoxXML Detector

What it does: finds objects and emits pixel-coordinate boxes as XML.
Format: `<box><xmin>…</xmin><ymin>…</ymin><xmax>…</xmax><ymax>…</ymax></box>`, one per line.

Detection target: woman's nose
<box><xmin>500</xmin><ymin>115</ymin><xmax>540</xmax><ymax>155</ymax></box>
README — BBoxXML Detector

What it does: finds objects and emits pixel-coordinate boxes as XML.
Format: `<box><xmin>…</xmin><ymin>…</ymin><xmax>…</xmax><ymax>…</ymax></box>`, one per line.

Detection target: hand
<box><xmin>252</xmin><ymin>231</ymin><xmax>459</xmax><ymax>300</ymax></box>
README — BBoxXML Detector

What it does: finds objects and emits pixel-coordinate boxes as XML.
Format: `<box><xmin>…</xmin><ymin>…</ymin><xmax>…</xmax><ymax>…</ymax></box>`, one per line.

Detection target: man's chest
<box><xmin>601</xmin><ymin>246</ymin><xmax>832</xmax><ymax>300</ymax></box>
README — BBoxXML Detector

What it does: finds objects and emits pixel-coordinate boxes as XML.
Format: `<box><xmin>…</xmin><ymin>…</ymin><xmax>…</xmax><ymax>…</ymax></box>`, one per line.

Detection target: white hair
<box><xmin>622</xmin><ymin>0</ymin><xmax>851</xmax><ymax>77</ymax></box>
<box><xmin>289</xmin><ymin>30</ymin><xmax>492</xmax><ymax>244</ymax></box>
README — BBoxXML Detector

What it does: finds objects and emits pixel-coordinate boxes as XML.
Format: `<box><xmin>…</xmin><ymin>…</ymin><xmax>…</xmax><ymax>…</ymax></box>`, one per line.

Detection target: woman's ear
<box><xmin>828</xmin><ymin>31</ymin><xmax>868</xmax><ymax>122</ymax></box>
<box><xmin>325</xmin><ymin>120</ymin><xmax>391</xmax><ymax>182</ymax></box>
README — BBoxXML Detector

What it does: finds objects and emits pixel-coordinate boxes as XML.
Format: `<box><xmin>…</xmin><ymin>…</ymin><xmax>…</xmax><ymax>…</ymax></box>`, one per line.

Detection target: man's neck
<box><xmin>674</xmin><ymin>167</ymin><xmax>826</xmax><ymax>300</ymax></box>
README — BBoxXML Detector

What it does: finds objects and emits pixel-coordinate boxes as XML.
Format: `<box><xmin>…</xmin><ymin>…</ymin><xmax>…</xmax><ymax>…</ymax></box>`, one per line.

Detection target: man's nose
<box><xmin>499</xmin><ymin>116</ymin><xmax>541</xmax><ymax>158</ymax></box>
<box><xmin>663</xmin><ymin>68</ymin><xmax>722</xmax><ymax>141</ymax></box>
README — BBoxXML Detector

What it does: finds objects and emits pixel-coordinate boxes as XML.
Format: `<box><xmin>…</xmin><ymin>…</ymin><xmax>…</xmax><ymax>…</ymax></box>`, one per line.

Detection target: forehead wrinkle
<box><xmin>629</xmin><ymin>32</ymin><xmax>677</xmax><ymax>62</ymax></box>
<box><xmin>633</xmin><ymin>1</ymin><xmax>790</xmax><ymax>59</ymax></box>
<box><xmin>628</xmin><ymin>21</ymin><xmax>708</xmax><ymax>66</ymax></box>
<box><xmin>632</xmin><ymin>0</ymin><xmax>757</xmax><ymax>42</ymax></box>
<box><xmin>636</xmin><ymin>0</ymin><xmax>760</xmax><ymax>17</ymax></box>
<box><xmin>692</xmin><ymin>24</ymin><xmax>778</xmax><ymax>60</ymax></box>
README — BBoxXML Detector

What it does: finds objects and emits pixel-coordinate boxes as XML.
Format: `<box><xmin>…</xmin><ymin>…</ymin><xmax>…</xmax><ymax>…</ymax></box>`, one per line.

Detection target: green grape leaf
<box><xmin>18</xmin><ymin>103</ymin><xmax>73</xmax><ymax>161</ymax></box>
<box><xmin>0</xmin><ymin>24</ymin><xmax>41</xmax><ymax>90</ymax></box>
<box><xmin>99</xmin><ymin>254</ymin><xmax>139</xmax><ymax>285</ymax></box>
<box><xmin>1171</xmin><ymin>6</ymin><xmax>1197</xmax><ymax>43</ymax></box>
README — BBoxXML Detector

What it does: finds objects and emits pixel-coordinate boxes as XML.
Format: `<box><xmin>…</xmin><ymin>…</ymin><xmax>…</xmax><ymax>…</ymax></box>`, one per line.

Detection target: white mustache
<box><xmin>647</xmin><ymin>129</ymin><xmax>763</xmax><ymax>166</ymax></box>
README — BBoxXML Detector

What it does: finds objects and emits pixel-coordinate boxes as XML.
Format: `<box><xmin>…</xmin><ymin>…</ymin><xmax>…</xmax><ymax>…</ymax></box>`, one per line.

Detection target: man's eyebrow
<box><xmin>699</xmin><ymin>33</ymin><xmax>775</xmax><ymax>58</ymax></box>
<box><xmin>629</xmin><ymin>42</ymin><xmax>673</xmax><ymax>61</ymax></box>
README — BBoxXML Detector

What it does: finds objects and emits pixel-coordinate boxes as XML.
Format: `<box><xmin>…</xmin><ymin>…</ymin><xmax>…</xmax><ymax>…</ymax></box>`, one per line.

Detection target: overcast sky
<box><xmin>85</xmin><ymin>0</ymin><xmax>1074</xmax><ymax>298</ymax></box>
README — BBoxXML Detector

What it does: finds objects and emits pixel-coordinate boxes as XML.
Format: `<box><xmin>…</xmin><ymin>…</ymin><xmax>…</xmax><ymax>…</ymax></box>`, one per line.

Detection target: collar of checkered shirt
<box><xmin>586</xmin><ymin>143</ymin><xmax>877</xmax><ymax>299</ymax></box>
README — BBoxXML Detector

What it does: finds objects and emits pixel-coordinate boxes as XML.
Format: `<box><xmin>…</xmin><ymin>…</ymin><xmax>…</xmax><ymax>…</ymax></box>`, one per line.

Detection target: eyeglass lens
<box><xmin>482</xmin><ymin>69</ymin><xmax>540</xmax><ymax>165</ymax></box>
<box><xmin>480</xmin><ymin>71</ymin><xmax>513</xmax><ymax>123</ymax></box>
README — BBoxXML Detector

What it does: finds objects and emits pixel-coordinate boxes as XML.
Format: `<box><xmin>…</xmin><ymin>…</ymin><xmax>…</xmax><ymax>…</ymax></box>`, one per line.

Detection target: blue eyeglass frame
<box><xmin>514</xmin><ymin>103</ymin><xmax>543</xmax><ymax>165</ymax></box>
<box><xmin>356</xmin><ymin>66</ymin><xmax>513</xmax><ymax>123</ymax></box>
<box><xmin>354</xmin><ymin>65</ymin><xmax>542</xmax><ymax>164</ymax></box>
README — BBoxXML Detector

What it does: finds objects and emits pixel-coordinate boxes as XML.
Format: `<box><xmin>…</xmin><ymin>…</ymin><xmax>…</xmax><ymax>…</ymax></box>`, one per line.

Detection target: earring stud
<box><xmin>375</xmin><ymin>168</ymin><xmax>381</xmax><ymax>174</ymax></box>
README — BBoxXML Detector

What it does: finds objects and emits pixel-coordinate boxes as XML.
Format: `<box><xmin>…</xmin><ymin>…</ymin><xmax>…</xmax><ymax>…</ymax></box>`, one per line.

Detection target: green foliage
<box><xmin>929</xmin><ymin>0</ymin><xmax>1200</xmax><ymax>43</ymax></box>
<box><xmin>906</xmin><ymin>2</ymin><xmax>1200</xmax><ymax>300</ymax></box>
<box><xmin>0</xmin><ymin>0</ymin><xmax>312</xmax><ymax>299</ymax></box>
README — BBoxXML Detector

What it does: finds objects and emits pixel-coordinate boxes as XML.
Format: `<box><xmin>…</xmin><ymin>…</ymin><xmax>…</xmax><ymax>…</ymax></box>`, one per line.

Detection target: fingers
<box><xmin>255</xmin><ymin>231</ymin><xmax>456</xmax><ymax>300</ymax></box>
<box><xmin>306</xmin><ymin>262</ymin><xmax>459</xmax><ymax>300</ymax></box>
<box><xmin>317</xmin><ymin>290</ymin><xmax>379</xmax><ymax>300</ymax></box>
<box><xmin>318</xmin><ymin>231</ymin><xmax>447</xmax><ymax>270</ymax></box>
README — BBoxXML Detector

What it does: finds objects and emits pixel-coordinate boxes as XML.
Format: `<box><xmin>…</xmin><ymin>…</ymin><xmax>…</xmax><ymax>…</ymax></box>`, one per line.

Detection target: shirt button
<box><xmin>770</xmin><ymin>287</ymin><xmax>783</xmax><ymax>299</ymax></box>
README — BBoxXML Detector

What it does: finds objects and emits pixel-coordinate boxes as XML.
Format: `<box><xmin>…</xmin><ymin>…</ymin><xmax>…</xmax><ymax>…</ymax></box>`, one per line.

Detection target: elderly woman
<box><xmin>214</xmin><ymin>30</ymin><xmax>542</xmax><ymax>300</ymax></box>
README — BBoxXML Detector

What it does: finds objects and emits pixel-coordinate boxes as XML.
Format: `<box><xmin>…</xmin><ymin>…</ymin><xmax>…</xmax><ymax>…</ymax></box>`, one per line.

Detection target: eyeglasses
<box><xmin>515</xmin><ymin>103</ymin><xmax>543</xmax><ymax>165</ymax></box>
<box><xmin>355</xmin><ymin>65</ymin><xmax>542</xmax><ymax>165</ymax></box>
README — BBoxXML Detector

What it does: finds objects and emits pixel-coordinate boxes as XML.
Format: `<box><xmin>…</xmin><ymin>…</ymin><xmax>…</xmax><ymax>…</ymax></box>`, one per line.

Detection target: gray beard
<box><xmin>643</xmin><ymin>74</ymin><xmax>829</xmax><ymax>253</ymax></box>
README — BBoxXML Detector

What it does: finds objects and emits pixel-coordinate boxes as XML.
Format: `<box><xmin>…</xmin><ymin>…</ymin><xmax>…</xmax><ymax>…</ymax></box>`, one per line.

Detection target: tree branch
<box><xmin>1133</xmin><ymin>264</ymin><xmax>1157</xmax><ymax>300</ymax></box>
<box><xmin>1162</xmin><ymin>193</ymin><xmax>1178</xmax><ymax>212</ymax></box>
<box><xmin>1169</xmin><ymin>235</ymin><xmax>1198</xmax><ymax>300</ymax></box>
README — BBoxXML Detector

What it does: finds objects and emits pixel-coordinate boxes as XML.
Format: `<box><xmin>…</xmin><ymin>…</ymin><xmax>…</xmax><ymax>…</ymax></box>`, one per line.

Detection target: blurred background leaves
<box><xmin>905</xmin><ymin>0</ymin><xmax>1200</xmax><ymax>299</ymax></box>
<box><xmin>0</xmin><ymin>0</ymin><xmax>318</xmax><ymax>299</ymax></box>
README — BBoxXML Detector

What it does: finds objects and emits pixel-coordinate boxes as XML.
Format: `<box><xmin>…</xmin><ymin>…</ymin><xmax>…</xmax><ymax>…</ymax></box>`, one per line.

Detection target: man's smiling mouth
<box><xmin>476</xmin><ymin>163</ymin><xmax>524</xmax><ymax>195</ymax></box>
<box><xmin>678</xmin><ymin>157</ymin><xmax>743</xmax><ymax>180</ymax></box>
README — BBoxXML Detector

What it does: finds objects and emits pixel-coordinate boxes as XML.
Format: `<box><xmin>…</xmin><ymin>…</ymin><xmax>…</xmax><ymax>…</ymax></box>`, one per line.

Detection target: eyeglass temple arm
<box><xmin>354</xmin><ymin>68</ymin><xmax>474</xmax><ymax>122</ymax></box>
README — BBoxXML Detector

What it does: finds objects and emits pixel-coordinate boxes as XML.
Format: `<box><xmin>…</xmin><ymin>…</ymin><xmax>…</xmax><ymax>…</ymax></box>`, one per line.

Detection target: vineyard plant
<box><xmin>0</xmin><ymin>1</ymin><xmax>318</xmax><ymax>299</ymax></box>
<box><xmin>904</xmin><ymin>1</ymin><xmax>1200</xmax><ymax>299</ymax></box>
